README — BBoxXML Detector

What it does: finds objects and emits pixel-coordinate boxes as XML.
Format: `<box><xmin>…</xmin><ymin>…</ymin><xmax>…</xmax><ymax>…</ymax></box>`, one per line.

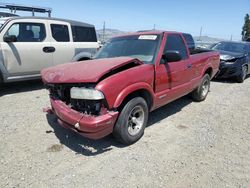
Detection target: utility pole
<box><xmin>230</xmin><ymin>34</ymin><xmax>233</xmax><ymax>41</ymax></box>
<box><xmin>199</xmin><ymin>26</ymin><xmax>203</xmax><ymax>41</ymax></box>
<box><xmin>102</xmin><ymin>21</ymin><xmax>106</xmax><ymax>43</ymax></box>
<box><xmin>153</xmin><ymin>24</ymin><xmax>156</xmax><ymax>30</ymax></box>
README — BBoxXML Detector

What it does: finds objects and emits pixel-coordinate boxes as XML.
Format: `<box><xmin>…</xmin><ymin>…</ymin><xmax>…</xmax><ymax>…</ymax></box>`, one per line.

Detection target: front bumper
<box><xmin>217</xmin><ymin>63</ymin><xmax>241</xmax><ymax>78</ymax></box>
<box><xmin>48</xmin><ymin>99</ymin><xmax>119</xmax><ymax>139</ymax></box>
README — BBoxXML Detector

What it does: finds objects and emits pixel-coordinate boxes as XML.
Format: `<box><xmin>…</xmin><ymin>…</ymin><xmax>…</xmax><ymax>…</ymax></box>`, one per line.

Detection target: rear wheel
<box><xmin>191</xmin><ymin>74</ymin><xmax>210</xmax><ymax>102</ymax></box>
<box><xmin>113</xmin><ymin>97</ymin><xmax>148</xmax><ymax>145</ymax></box>
<box><xmin>236</xmin><ymin>65</ymin><xmax>248</xmax><ymax>83</ymax></box>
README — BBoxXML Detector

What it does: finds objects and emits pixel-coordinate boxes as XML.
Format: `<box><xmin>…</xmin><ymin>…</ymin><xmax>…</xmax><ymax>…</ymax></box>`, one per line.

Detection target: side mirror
<box><xmin>162</xmin><ymin>50</ymin><xmax>182</xmax><ymax>63</ymax></box>
<box><xmin>3</xmin><ymin>35</ymin><xmax>17</xmax><ymax>43</ymax></box>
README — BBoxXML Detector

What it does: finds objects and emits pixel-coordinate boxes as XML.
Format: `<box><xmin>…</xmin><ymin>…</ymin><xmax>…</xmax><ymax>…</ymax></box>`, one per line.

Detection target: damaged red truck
<box><xmin>42</xmin><ymin>31</ymin><xmax>220</xmax><ymax>145</ymax></box>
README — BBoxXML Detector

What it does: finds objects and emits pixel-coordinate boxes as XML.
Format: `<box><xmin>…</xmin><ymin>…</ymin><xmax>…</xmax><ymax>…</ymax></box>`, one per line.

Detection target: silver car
<box><xmin>0</xmin><ymin>16</ymin><xmax>99</xmax><ymax>86</ymax></box>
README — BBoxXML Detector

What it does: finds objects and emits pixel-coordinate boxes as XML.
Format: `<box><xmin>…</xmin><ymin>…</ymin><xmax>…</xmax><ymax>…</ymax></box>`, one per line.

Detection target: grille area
<box><xmin>70</xmin><ymin>99</ymin><xmax>101</xmax><ymax>115</ymax></box>
<box><xmin>46</xmin><ymin>83</ymin><xmax>102</xmax><ymax>115</ymax></box>
<box><xmin>48</xmin><ymin>84</ymin><xmax>71</xmax><ymax>103</ymax></box>
<box><xmin>219</xmin><ymin>60</ymin><xmax>238</xmax><ymax>76</ymax></box>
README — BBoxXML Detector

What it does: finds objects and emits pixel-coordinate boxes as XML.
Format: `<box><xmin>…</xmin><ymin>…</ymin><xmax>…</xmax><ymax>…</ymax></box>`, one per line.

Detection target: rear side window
<box><xmin>182</xmin><ymin>33</ymin><xmax>194</xmax><ymax>45</ymax></box>
<box><xmin>164</xmin><ymin>34</ymin><xmax>188</xmax><ymax>59</ymax></box>
<box><xmin>5</xmin><ymin>22</ymin><xmax>46</xmax><ymax>42</ymax></box>
<box><xmin>182</xmin><ymin>33</ymin><xmax>195</xmax><ymax>53</ymax></box>
<box><xmin>51</xmin><ymin>24</ymin><xmax>70</xmax><ymax>42</ymax></box>
<box><xmin>71</xmin><ymin>26</ymin><xmax>97</xmax><ymax>42</ymax></box>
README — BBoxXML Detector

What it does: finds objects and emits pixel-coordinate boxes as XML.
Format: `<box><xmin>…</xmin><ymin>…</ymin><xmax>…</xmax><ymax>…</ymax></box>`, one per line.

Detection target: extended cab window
<box><xmin>5</xmin><ymin>22</ymin><xmax>46</xmax><ymax>42</ymax></box>
<box><xmin>51</xmin><ymin>24</ymin><xmax>70</xmax><ymax>42</ymax></box>
<box><xmin>182</xmin><ymin>33</ymin><xmax>195</xmax><ymax>53</ymax></box>
<box><xmin>164</xmin><ymin>34</ymin><xmax>188</xmax><ymax>59</ymax></box>
<box><xmin>71</xmin><ymin>26</ymin><xmax>97</xmax><ymax>42</ymax></box>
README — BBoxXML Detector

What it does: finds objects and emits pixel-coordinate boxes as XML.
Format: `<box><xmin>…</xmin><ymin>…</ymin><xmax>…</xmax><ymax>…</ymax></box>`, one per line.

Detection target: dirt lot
<box><xmin>0</xmin><ymin>78</ymin><xmax>250</xmax><ymax>188</ymax></box>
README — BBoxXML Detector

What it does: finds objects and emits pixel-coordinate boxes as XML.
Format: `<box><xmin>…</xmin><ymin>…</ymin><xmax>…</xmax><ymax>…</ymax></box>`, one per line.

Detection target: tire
<box><xmin>236</xmin><ymin>65</ymin><xmax>248</xmax><ymax>83</ymax></box>
<box><xmin>191</xmin><ymin>74</ymin><xmax>210</xmax><ymax>102</ymax></box>
<box><xmin>113</xmin><ymin>97</ymin><xmax>148</xmax><ymax>145</ymax></box>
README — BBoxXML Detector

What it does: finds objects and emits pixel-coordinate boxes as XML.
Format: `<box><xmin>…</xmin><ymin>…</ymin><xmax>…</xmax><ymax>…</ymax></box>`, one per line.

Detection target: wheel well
<box><xmin>243</xmin><ymin>64</ymin><xmax>248</xmax><ymax>70</ymax></box>
<box><xmin>204</xmin><ymin>67</ymin><xmax>213</xmax><ymax>78</ymax></box>
<box><xmin>118</xmin><ymin>89</ymin><xmax>153</xmax><ymax>111</ymax></box>
<box><xmin>78</xmin><ymin>57</ymin><xmax>90</xmax><ymax>61</ymax></box>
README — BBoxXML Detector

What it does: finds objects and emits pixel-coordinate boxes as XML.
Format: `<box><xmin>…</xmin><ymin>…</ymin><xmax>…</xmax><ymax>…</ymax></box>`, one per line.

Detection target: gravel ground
<box><xmin>0</xmin><ymin>78</ymin><xmax>250</xmax><ymax>188</ymax></box>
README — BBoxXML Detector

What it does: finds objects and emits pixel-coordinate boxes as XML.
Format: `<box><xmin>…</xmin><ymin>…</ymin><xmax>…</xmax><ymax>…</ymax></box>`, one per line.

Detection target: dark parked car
<box><xmin>212</xmin><ymin>41</ymin><xmax>250</xmax><ymax>83</ymax></box>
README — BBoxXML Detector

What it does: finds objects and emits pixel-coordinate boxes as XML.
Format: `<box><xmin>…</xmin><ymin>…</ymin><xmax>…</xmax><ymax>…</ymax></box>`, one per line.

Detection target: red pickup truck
<box><xmin>42</xmin><ymin>31</ymin><xmax>220</xmax><ymax>145</ymax></box>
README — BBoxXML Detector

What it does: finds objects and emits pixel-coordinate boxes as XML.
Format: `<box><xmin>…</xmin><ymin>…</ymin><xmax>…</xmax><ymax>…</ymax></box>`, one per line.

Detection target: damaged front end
<box><xmin>44</xmin><ymin>83</ymin><xmax>119</xmax><ymax>139</ymax></box>
<box><xmin>46</xmin><ymin>83</ymin><xmax>106</xmax><ymax>116</ymax></box>
<box><xmin>41</xmin><ymin>57</ymin><xmax>144</xmax><ymax>139</ymax></box>
<box><xmin>217</xmin><ymin>55</ymin><xmax>247</xmax><ymax>78</ymax></box>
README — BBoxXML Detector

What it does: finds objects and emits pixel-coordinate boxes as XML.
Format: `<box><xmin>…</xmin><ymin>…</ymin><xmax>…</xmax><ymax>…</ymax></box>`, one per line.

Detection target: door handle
<box><xmin>187</xmin><ymin>64</ymin><xmax>192</xmax><ymax>69</ymax></box>
<box><xmin>43</xmin><ymin>46</ymin><xmax>55</xmax><ymax>53</ymax></box>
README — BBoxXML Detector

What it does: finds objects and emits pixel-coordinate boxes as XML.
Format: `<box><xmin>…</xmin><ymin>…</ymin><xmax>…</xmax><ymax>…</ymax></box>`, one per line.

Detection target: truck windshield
<box><xmin>94</xmin><ymin>34</ymin><xmax>160</xmax><ymax>64</ymax></box>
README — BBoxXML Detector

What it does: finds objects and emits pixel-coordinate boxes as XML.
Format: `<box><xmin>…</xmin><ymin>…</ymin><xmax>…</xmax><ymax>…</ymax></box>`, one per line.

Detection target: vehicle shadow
<box><xmin>147</xmin><ymin>96</ymin><xmax>192</xmax><ymax>127</ymax></box>
<box><xmin>212</xmin><ymin>75</ymin><xmax>250</xmax><ymax>83</ymax></box>
<box><xmin>0</xmin><ymin>80</ymin><xmax>44</xmax><ymax>97</ymax></box>
<box><xmin>46</xmin><ymin>114</ymin><xmax>125</xmax><ymax>156</ymax></box>
<box><xmin>46</xmin><ymin>95</ymin><xmax>193</xmax><ymax>156</ymax></box>
<box><xmin>212</xmin><ymin>77</ymin><xmax>236</xmax><ymax>84</ymax></box>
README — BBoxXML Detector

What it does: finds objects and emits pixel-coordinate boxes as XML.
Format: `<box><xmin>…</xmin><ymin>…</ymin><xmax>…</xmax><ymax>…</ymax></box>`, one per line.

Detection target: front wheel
<box><xmin>236</xmin><ymin>65</ymin><xmax>248</xmax><ymax>83</ymax></box>
<box><xmin>113</xmin><ymin>97</ymin><xmax>148</xmax><ymax>145</ymax></box>
<box><xmin>191</xmin><ymin>74</ymin><xmax>210</xmax><ymax>102</ymax></box>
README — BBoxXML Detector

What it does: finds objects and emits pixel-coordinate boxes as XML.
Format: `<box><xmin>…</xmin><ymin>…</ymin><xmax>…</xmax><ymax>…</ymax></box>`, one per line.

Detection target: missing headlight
<box><xmin>70</xmin><ymin>99</ymin><xmax>102</xmax><ymax>115</ymax></box>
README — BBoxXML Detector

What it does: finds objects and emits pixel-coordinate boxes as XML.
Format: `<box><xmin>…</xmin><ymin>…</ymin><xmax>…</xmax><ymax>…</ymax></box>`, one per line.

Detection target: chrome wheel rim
<box><xmin>201</xmin><ymin>80</ymin><xmax>209</xmax><ymax>97</ymax></box>
<box><xmin>127</xmin><ymin>106</ymin><xmax>145</xmax><ymax>136</ymax></box>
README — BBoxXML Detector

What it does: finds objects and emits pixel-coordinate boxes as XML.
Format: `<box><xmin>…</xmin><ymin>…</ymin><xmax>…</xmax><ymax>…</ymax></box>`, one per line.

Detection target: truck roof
<box><xmin>2</xmin><ymin>16</ymin><xmax>95</xmax><ymax>28</ymax></box>
<box><xmin>114</xmin><ymin>30</ymin><xmax>183</xmax><ymax>38</ymax></box>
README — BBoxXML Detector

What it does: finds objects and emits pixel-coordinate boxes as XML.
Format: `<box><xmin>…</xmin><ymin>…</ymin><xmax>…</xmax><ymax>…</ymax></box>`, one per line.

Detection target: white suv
<box><xmin>0</xmin><ymin>17</ymin><xmax>99</xmax><ymax>85</ymax></box>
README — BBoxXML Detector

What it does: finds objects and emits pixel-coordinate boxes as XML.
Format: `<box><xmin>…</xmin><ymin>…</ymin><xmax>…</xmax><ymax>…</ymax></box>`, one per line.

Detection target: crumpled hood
<box><xmin>218</xmin><ymin>50</ymin><xmax>246</xmax><ymax>61</ymax></box>
<box><xmin>41</xmin><ymin>57</ymin><xmax>142</xmax><ymax>84</ymax></box>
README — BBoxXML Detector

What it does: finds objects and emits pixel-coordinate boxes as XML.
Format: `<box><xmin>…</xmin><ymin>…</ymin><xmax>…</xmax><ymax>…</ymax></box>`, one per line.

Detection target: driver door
<box><xmin>155</xmin><ymin>33</ymin><xmax>193</xmax><ymax>106</ymax></box>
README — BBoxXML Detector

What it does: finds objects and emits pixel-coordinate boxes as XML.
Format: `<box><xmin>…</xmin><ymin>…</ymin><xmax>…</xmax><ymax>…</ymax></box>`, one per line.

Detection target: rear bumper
<box><xmin>49</xmin><ymin>99</ymin><xmax>119</xmax><ymax>139</ymax></box>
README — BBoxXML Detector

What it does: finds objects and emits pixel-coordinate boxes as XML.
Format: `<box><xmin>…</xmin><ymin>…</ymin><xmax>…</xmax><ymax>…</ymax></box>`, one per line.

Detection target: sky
<box><xmin>1</xmin><ymin>0</ymin><xmax>249</xmax><ymax>40</ymax></box>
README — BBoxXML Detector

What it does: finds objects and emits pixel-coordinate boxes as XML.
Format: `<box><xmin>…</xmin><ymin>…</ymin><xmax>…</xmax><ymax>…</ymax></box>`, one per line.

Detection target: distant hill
<box><xmin>96</xmin><ymin>29</ymin><xmax>129</xmax><ymax>41</ymax></box>
<box><xmin>96</xmin><ymin>28</ymin><xmax>225</xmax><ymax>45</ymax></box>
<box><xmin>193</xmin><ymin>36</ymin><xmax>225</xmax><ymax>43</ymax></box>
<box><xmin>193</xmin><ymin>36</ymin><xmax>226</xmax><ymax>48</ymax></box>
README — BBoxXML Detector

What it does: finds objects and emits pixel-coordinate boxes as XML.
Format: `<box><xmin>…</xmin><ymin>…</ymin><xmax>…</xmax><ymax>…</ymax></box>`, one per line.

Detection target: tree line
<box><xmin>242</xmin><ymin>14</ymin><xmax>250</xmax><ymax>41</ymax></box>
